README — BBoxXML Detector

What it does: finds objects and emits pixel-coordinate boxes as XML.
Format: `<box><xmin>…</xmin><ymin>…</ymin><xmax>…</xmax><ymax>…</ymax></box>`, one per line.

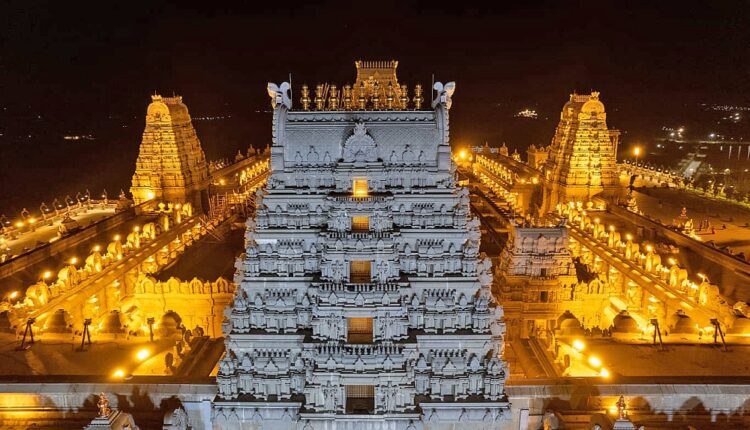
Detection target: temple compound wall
<box><xmin>472</xmin><ymin>151</ymin><xmax>542</xmax><ymax>214</ymax></box>
<box><xmin>126</xmin><ymin>275</ymin><xmax>234</xmax><ymax>339</ymax></box>
<box><xmin>541</xmin><ymin>92</ymin><xmax>622</xmax><ymax>213</ymax></box>
<box><xmin>131</xmin><ymin>95</ymin><xmax>210</xmax><ymax>211</ymax></box>
<box><xmin>214</xmin><ymin>62</ymin><xmax>510</xmax><ymax>429</ymax></box>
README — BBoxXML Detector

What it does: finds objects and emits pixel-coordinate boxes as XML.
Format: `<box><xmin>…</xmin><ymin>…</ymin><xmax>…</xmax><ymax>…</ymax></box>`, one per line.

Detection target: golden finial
<box><xmin>357</xmin><ymin>82</ymin><xmax>367</xmax><ymax>110</ymax></box>
<box><xmin>328</xmin><ymin>85</ymin><xmax>340</xmax><ymax>110</ymax></box>
<box><xmin>413</xmin><ymin>83</ymin><xmax>424</xmax><ymax>110</ymax></box>
<box><xmin>343</xmin><ymin>84</ymin><xmax>353</xmax><ymax>110</ymax></box>
<box><xmin>386</xmin><ymin>82</ymin><xmax>395</xmax><ymax>110</ymax></box>
<box><xmin>371</xmin><ymin>81</ymin><xmax>381</xmax><ymax>110</ymax></box>
<box><xmin>314</xmin><ymin>84</ymin><xmax>325</xmax><ymax>110</ymax></box>
<box><xmin>97</xmin><ymin>392</ymin><xmax>112</xmax><ymax>418</ymax></box>
<box><xmin>400</xmin><ymin>84</ymin><xmax>409</xmax><ymax>109</ymax></box>
<box><xmin>300</xmin><ymin>84</ymin><xmax>311</xmax><ymax>111</ymax></box>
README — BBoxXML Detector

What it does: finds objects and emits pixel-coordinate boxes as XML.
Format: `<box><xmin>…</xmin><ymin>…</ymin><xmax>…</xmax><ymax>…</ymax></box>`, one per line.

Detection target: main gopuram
<box><xmin>214</xmin><ymin>61</ymin><xmax>510</xmax><ymax>428</ymax></box>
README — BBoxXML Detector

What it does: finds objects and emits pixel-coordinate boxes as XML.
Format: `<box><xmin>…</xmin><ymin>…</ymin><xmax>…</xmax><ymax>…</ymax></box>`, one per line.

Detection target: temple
<box><xmin>541</xmin><ymin>92</ymin><xmax>621</xmax><ymax>213</ymax></box>
<box><xmin>130</xmin><ymin>95</ymin><xmax>210</xmax><ymax>210</ymax></box>
<box><xmin>495</xmin><ymin>221</ymin><xmax>582</xmax><ymax>342</ymax></box>
<box><xmin>214</xmin><ymin>62</ymin><xmax>510</xmax><ymax>428</ymax></box>
<box><xmin>4</xmin><ymin>59</ymin><xmax>750</xmax><ymax>430</ymax></box>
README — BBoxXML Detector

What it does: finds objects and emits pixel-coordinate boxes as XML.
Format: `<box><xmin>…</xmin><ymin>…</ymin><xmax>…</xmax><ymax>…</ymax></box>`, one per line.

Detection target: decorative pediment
<box><xmin>342</xmin><ymin>122</ymin><xmax>378</xmax><ymax>163</ymax></box>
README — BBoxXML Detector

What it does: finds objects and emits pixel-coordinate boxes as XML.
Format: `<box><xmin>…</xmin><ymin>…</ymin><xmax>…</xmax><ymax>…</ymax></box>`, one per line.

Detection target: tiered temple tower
<box><xmin>214</xmin><ymin>62</ymin><xmax>510</xmax><ymax>429</ymax></box>
<box><xmin>540</xmin><ymin>91</ymin><xmax>621</xmax><ymax>213</ymax></box>
<box><xmin>130</xmin><ymin>95</ymin><xmax>209</xmax><ymax>210</ymax></box>
<box><xmin>494</xmin><ymin>221</ymin><xmax>579</xmax><ymax>340</ymax></box>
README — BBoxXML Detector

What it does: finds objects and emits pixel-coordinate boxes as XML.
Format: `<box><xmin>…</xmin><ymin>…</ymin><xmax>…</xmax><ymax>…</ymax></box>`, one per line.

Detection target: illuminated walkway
<box><xmin>566</xmin><ymin>223</ymin><xmax>713</xmax><ymax>324</ymax></box>
<box><xmin>2</xmin><ymin>207</ymin><xmax>116</xmax><ymax>258</ymax></box>
<box><xmin>28</xmin><ymin>214</ymin><xmax>208</xmax><ymax>323</ymax></box>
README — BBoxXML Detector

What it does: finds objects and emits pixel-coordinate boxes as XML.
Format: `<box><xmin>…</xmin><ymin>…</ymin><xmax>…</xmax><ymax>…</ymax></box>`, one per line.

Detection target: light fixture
<box><xmin>588</xmin><ymin>356</ymin><xmax>602</xmax><ymax>367</ymax></box>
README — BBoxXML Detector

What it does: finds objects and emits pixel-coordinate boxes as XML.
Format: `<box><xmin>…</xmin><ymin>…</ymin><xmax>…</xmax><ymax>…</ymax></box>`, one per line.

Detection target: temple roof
<box><xmin>354</xmin><ymin>60</ymin><xmax>399</xmax><ymax>89</ymax></box>
<box><xmin>147</xmin><ymin>94</ymin><xmax>191</xmax><ymax>124</ymax></box>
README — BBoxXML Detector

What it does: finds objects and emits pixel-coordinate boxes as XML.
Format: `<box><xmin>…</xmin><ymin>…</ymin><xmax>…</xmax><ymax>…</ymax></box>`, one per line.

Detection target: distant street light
<box><xmin>633</xmin><ymin>146</ymin><xmax>642</xmax><ymax>165</ymax></box>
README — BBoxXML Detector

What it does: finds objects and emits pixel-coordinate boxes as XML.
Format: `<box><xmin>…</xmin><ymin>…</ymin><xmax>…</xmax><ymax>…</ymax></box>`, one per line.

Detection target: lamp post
<box><xmin>147</xmin><ymin>317</ymin><xmax>155</xmax><ymax>342</ymax></box>
<box><xmin>633</xmin><ymin>146</ymin><xmax>642</xmax><ymax>166</ymax></box>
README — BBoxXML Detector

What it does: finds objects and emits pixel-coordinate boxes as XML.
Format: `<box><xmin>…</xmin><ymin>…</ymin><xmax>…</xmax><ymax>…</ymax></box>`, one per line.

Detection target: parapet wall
<box><xmin>506</xmin><ymin>379</ymin><xmax>750</xmax><ymax>429</ymax></box>
<box><xmin>0</xmin><ymin>379</ymin><xmax>747</xmax><ymax>429</ymax></box>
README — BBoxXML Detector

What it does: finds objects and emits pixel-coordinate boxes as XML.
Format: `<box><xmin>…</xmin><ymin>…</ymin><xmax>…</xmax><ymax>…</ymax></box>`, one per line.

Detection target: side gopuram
<box><xmin>541</xmin><ymin>91</ymin><xmax>622</xmax><ymax>213</ymax></box>
<box><xmin>130</xmin><ymin>95</ymin><xmax>209</xmax><ymax>210</ymax></box>
<box><xmin>214</xmin><ymin>62</ymin><xmax>510</xmax><ymax>430</ymax></box>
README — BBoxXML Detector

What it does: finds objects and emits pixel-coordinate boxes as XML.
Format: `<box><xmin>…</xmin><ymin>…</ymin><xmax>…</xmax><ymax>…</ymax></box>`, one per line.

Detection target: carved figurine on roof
<box><xmin>433</xmin><ymin>81</ymin><xmax>456</xmax><ymax>146</ymax></box>
<box><xmin>267</xmin><ymin>82</ymin><xmax>292</xmax><ymax>146</ymax></box>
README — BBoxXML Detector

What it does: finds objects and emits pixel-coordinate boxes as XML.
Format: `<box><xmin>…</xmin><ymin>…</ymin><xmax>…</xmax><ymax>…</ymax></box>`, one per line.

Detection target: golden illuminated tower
<box><xmin>351</xmin><ymin>60</ymin><xmax>403</xmax><ymax>105</ymax></box>
<box><xmin>541</xmin><ymin>91</ymin><xmax>621</xmax><ymax>213</ymax></box>
<box><xmin>130</xmin><ymin>95</ymin><xmax>209</xmax><ymax>209</ymax></box>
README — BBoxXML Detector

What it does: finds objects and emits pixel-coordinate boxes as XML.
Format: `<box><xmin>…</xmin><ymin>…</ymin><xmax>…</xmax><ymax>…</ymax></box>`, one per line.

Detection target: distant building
<box><xmin>526</xmin><ymin>144</ymin><xmax>548</xmax><ymax>170</ymax></box>
<box><xmin>215</xmin><ymin>62</ymin><xmax>510</xmax><ymax>429</ymax></box>
<box><xmin>130</xmin><ymin>95</ymin><xmax>209</xmax><ymax>210</ymax></box>
<box><xmin>541</xmin><ymin>92</ymin><xmax>622</xmax><ymax>213</ymax></box>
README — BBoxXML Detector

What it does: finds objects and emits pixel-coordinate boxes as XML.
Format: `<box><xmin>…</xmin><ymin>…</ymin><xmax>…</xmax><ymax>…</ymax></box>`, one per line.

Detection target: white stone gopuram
<box><xmin>213</xmin><ymin>62</ymin><xmax>510</xmax><ymax>429</ymax></box>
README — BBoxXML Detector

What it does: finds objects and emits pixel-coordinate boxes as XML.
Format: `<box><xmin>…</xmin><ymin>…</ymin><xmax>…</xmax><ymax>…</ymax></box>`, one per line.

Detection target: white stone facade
<box><xmin>214</xmin><ymin>68</ymin><xmax>509</xmax><ymax>429</ymax></box>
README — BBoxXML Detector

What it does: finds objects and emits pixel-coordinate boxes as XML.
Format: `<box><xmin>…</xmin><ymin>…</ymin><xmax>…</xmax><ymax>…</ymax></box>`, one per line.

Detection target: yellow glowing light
<box><xmin>114</xmin><ymin>234</ymin><xmax>121</xmax><ymax>241</ymax></box>
<box><xmin>633</xmin><ymin>147</ymin><xmax>641</xmax><ymax>157</ymax></box>
<box><xmin>625</xmin><ymin>234</ymin><xmax>633</xmax><ymax>241</ymax></box>
<box><xmin>668</xmin><ymin>258</ymin><xmax>676</xmax><ymax>266</ymax></box>
<box><xmin>608</xmin><ymin>405</ymin><xmax>618</xmax><ymax>414</ymax></box>
<box><xmin>609</xmin><ymin>225</ymin><xmax>615</xmax><ymax>232</ymax></box>
<box><xmin>600</xmin><ymin>368</ymin><xmax>610</xmax><ymax>378</ymax></box>
<box><xmin>572</xmin><ymin>339</ymin><xmax>585</xmax><ymax>351</ymax></box>
<box><xmin>594</xmin><ymin>218</ymin><xmax>600</xmax><ymax>224</ymax></box>
<box><xmin>9</xmin><ymin>291</ymin><xmax>19</xmax><ymax>300</ymax></box>
<box><xmin>113</xmin><ymin>369</ymin><xmax>125</xmax><ymax>379</ymax></box>
<box><xmin>69</xmin><ymin>257</ymin><xmax>78</xmax><ymax>265</ymax></box>
<box><xmin>458</xmin><ymin>150</ymin><xmax>467</xmax><ymax>160</ymax></box>
<box><xmin>92</xmin><ymin>245</ymin><xmax>101</xmax><ymax>253</ymax></box>
<box><xmin>697</xmin><ymin>273</ymin><xmax>706</xmax><ymax>280</ymax></box>
<box><xmin>219</xmin><ymin>179</ymin><xmax>226</xmax><ymax>186</ymax></box>
<box><xmin>42</xmin><ymin>271</ymin><xmax>52</xmax><ymax>280</ymax></box>
<box><xmin>646</xmin><ymin>245</ymin><xmax>653</xmax><ymax>253</ymax></box>
<box><xmin>531</xmin><ymin>177</ymin><xmax>539</xmax><ymax>184</ymax></box>
<box><xmin>146</xmin><ymin>191</ymin><xmax>155</xmax><ymax>200</ymax></box>
<box><xmin>135</xmin><ymin>348</ymin><xmax>150</xmax><ymax>361</ymax></box>
<box><xmin>588</xmin><ymin>356</ymin><xmax>602</xmax><ymax>368</ymax></box>
<box><xmin>14</xmin><ymin>221</ymin><xmax>23</xmax><ymax>228</ymax></box>
<box><xmin>352</xmin><ymin>178</ymin><xmax>369</xmax><ymax>197</ymax></box>
<box><xmin>134</xmin><ymin>226</ymin><xmax>140</xmax><ymax>232</ymax></box>
<box><xmin>28</xmin><ymin>218</ymin><xmax>36</xmax><ymax>225</ymax></box>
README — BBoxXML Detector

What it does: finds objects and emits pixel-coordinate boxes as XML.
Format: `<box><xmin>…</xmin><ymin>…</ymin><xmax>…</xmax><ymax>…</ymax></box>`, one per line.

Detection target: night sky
<box><xmin>1</xmin><ymin>1</ymin><xmax>749</xmax><ymax>213</ymax></box>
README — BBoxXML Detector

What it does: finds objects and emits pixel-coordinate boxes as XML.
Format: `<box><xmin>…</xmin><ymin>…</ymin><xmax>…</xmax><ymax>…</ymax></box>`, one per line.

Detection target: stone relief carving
<box><xmin>342</xmin><ymin>122</ymin><xmax>378</xmax><ymax>163</ymax></box>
